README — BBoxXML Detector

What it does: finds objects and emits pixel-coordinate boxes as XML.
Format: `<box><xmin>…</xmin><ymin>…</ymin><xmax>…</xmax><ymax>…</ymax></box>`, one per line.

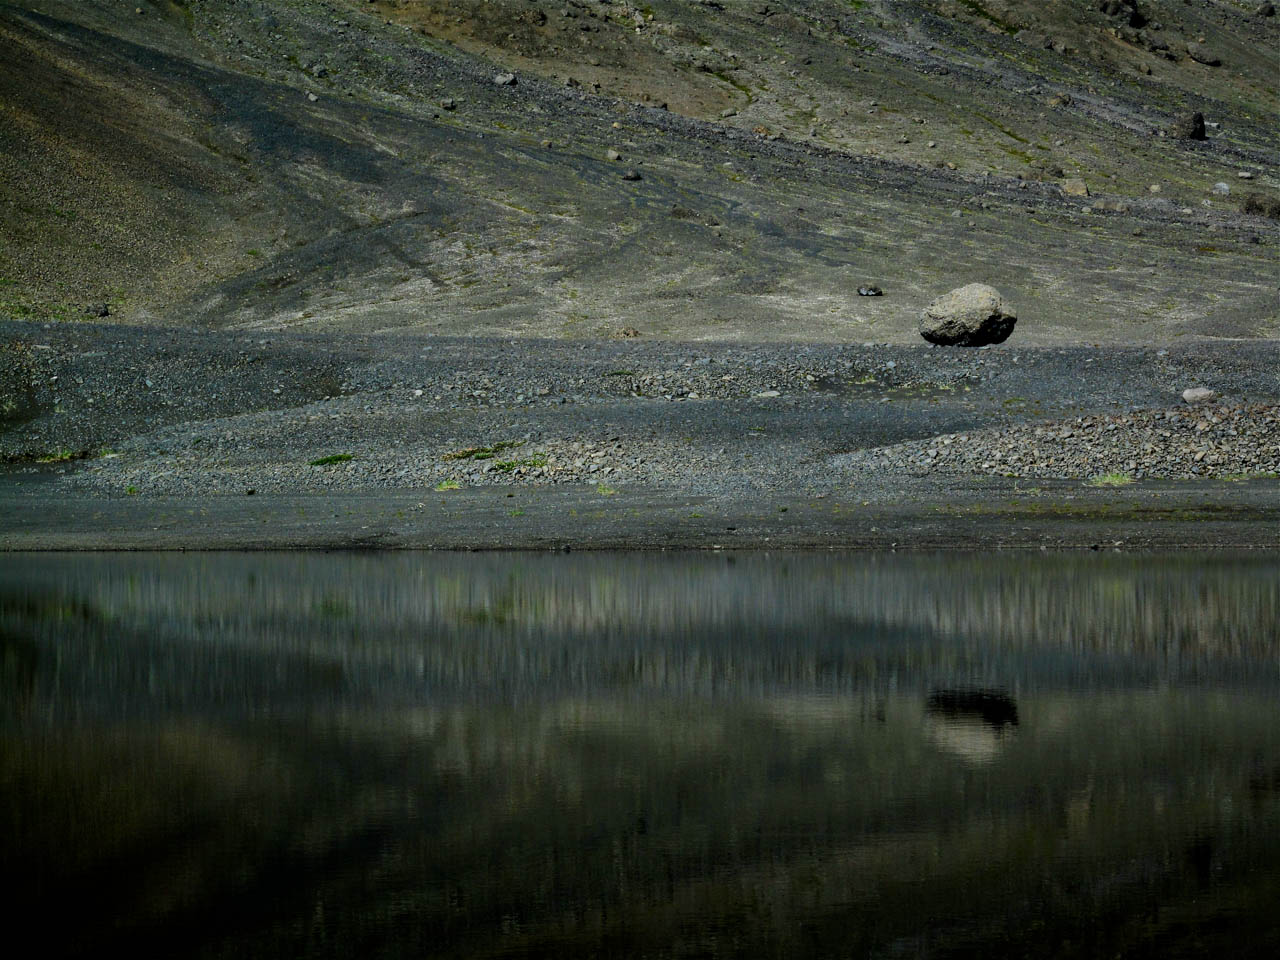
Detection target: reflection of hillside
<box><xmin>6</xmin><ymin>553</ymin><xmax>1276</xmax><ymax>653</ymax></box>
<box><xmin>5</xmin><ymin>692</ymin><xmax>1278</xmax><ymax>957</ymax></box>
<box><xmin>4</xmin><ymin>555</ymin><xmax>1277</xmax><ymax>955</ymax></box>
<box><xmin>2</xmin><ymin>554</ymin><xmax>1276</xmax><ymax>709</ymax></box>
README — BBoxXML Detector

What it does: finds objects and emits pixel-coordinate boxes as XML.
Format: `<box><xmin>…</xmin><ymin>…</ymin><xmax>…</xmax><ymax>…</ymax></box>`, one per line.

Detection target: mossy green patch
<box><xmin>971</xmin><ymin>110</ymin><xmax>1028</xmax><ymax>143</ymax></box>
<box><xmin>1088</xmin><ymin>472</ymin><xmax>1135</xmax><ymax>487</ymax></box>
<box><xmin>1221</xmin><ymin>471</ymin><xmax>1278</xmax><ymax>482</ymax></box>
<box><xmin>957</xmin><ymin>0</ymin><xmax>1019</xmax><ymax>34</ymax></box>
<box><xmin>309</xmin><ymin>453</ymin><xmax>355</xmax><ymax>466</ymax></box>
<box><xmin>494</xmin><ymin>454</ymin><xmax>547</xmax><ymax>473</ymax></box>
<box><xmin>35</xmin><ymin>448</ymin><xmax>79</xmax><ymax>463</ymax></box>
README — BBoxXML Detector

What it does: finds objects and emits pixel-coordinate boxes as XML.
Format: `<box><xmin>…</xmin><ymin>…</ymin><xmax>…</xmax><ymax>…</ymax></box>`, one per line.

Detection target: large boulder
<box><xmin>919</xmin><ymin>284</ymin><xmax>1017</xmax><ymax>346</ymax></box>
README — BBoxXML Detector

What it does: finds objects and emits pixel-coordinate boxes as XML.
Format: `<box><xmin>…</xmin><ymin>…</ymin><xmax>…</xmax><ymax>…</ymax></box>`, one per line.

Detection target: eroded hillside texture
<box><xmin>1</xmin><ymin>0</ymin><xmax>1276</xmax><ymax>342</ymax></box>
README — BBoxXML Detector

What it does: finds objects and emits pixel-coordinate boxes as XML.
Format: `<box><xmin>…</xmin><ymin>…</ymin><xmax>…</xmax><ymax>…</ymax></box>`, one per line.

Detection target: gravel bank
<box><xmin>842</xmin><ymin>402</ymin><xmax>1280</xmax><ymax>482</ymax></box>
<box><xmin>4</xmin><ymin>322</ymin><xmax>1278</xmax><ymax>550</ymax></box>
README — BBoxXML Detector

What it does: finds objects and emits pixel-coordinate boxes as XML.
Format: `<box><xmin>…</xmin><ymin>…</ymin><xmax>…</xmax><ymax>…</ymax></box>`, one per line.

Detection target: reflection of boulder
<box><xmin>926</xmin><ymin>689</ymin><xmax>1019</xmax><ymax>727</ymax></box>
<box><xmin>924</xmin><ymin>689</ymin><xmax>1018</xmax><ymax>763</ymax></box>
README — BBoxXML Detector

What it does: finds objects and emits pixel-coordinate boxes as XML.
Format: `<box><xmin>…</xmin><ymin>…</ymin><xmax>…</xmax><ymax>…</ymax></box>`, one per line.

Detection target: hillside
<box><xmin>1</xmin><ymin>0</ymin><xmax>1276</xmax><ymax>342</ymax></box>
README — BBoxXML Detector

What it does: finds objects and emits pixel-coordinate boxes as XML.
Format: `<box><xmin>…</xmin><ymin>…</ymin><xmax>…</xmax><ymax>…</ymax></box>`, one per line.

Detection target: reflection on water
<box><xmin>923</xmin><ymin>689</ymin><xmax>1019</xmax><ymax>764</ymax></box>
<box><xmin>2</xmin><ymin>552</ymin><xmax>1278</xmax><ymax>958</ymax></box>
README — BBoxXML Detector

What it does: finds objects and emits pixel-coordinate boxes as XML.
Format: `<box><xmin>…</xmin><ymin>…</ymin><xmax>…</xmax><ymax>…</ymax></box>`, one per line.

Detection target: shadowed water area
<box><xmin>2</xmin><ymin>552</ymin><xmax>1278</xmax><ymax>958</ymax></box>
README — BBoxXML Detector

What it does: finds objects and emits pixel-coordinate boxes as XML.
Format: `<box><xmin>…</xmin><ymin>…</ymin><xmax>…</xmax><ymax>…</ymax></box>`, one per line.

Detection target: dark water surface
<box><xmin>2</xmin><ymin>552</ymin><xmax>1278</xmax><ymax>958</ymax></box>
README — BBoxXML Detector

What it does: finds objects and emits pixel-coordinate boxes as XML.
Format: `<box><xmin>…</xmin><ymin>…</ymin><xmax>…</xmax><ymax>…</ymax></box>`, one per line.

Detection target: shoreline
<box><xmin>7</xmin><ymin>477</ymin><xmax>1278</xmax><ymax>551</ymax></box>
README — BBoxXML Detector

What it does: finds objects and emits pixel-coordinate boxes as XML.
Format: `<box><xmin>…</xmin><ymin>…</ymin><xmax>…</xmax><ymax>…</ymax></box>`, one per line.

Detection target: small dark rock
<box><xmin>85</xmin><ymin>303</ymin><xmax>110</xmax><ymax>318</ymax></box>
<box><xmin>1186</xmin><ymin>43</ymin><xmax>1220</xmax><ymax>66</ymax></box>
<box><xmin>857</xmin><ymin>285</ymin><xmax>883</xmax><ymax>297</ymax></box>
<box><xmin>1241</xmin><ymin>193</ymin><xmax>1280</xmax><ymax>219</ymax></box>
<box><xmin>1256</xmin><ymin>2</ymin><xmax>1275</xmax><ymax>16</ymax></box>
<box><xmin>621</xmin><ymin>169</ymin><xmax>642</xmax><ymax>181</ymax></box>
<box><xmin>1171</xmin><ymin>111</ymin><xmax>1206</xmax><ymax>140</ymax></box>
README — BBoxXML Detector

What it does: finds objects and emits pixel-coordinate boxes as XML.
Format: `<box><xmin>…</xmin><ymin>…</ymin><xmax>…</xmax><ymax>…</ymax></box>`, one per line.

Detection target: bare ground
<box><xmin>2</xmin><ymin>0</ymin><xmax>1277</xmax><ymax>548</ymax></box>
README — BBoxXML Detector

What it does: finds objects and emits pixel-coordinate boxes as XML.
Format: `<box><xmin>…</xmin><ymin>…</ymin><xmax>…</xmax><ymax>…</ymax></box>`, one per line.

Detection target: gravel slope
<box><xmin>5</xmin><ymin>321</ymin><xmax>1277</xmax><ymax>505</ymax></box>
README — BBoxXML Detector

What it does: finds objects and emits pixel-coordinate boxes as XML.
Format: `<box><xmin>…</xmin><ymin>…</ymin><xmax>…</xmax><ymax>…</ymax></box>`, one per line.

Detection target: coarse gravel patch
<box><xmin>840</xmin><ymin>402</ymin><xmax>1280</xmax><ymax>482</ymax></box>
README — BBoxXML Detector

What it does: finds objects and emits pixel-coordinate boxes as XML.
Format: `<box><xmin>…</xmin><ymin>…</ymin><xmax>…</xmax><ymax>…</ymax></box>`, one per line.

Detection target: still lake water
<box><xmin>2</xmin><ymin>552</ymin><xmax>1278</xmax><ymax>958</ymax></box>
